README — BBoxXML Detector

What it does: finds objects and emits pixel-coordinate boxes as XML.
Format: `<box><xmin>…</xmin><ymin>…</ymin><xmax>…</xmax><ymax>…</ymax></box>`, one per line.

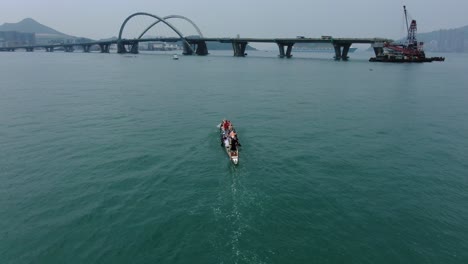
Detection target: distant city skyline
<box><xmin>1</xmin><ymin>0</ymin><xmax>467</xmax><ymax>41</ymax></box>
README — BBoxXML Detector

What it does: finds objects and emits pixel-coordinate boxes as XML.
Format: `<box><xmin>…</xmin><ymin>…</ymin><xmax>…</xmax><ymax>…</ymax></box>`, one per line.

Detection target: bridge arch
<box><xmin>137</xmin><ymin>15</ymin><xmax>204</xmax><ymax>39</ymax></box>
<box><xmin>117</xmin><ymin>12</ymin><xmax>193</xmax><ymax>53</ymax></box>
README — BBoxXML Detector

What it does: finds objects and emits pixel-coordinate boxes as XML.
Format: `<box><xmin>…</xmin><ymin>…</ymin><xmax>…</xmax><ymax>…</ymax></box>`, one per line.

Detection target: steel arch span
<box><xmin>117</xmin><ymin>12</ymin><xmax>194</xmax><ymax>53</ymax></box>
<box><xmin>137</xmin><ymin>15</ymin><xmax>204</xmax><ymax>39</ymax></box>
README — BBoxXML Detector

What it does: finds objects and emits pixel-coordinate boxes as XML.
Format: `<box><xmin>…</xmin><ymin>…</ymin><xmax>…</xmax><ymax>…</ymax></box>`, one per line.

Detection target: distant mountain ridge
<box><xmin>393</xmin><ymin>24</ymin><xmax>468</xmax><ymax>53</ymax></box>
<box><xmin>0</xmin><ymin>18</ymin><xmax>255</xmax><ymax>50</ymax></box>
<box><xmin>0</xmin><ymin>18</ymin><xmax>68</xmax><ymax>36</ymax></box>
<box><xmin>416</xmin><ymin>25</ymin><xmax>468</xmax><ymax>52</ymax></box>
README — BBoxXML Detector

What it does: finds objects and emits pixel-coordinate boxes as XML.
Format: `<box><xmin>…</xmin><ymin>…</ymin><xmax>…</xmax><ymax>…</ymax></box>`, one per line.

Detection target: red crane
<box><xmin>384</xmin><ymin>6</ymin><xmax>426</xmax><ymax>58</ymax></box>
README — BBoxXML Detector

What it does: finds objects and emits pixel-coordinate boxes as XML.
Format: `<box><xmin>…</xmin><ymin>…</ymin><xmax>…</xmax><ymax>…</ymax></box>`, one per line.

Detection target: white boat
<box><xmin>172</xmin><ymin>54</ymin><xmax>179</xmax><ymax>60</ymax></box>
<box><xmin>219</xmin><ymin>120</ymin><xmax>240</xmax><ymax>165</ymax></box>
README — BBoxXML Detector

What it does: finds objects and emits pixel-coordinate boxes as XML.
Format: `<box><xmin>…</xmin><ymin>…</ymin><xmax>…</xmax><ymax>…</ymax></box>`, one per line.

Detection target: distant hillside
<box><xmin>0</xmin><ymin>19</ymin><xmax>256</xmax><ymax>50</ymax></box>
<box><xmin>0</xmin><ymin>18</ymin><xmax>95</xmax><ymax>44</ymax></box>
<box><xmin>417</xmin><ymin>25</ymin><xmax>468</xmax><ymax>52</ymax></box>
<box><xmin>392</xmin><ymin>25</ymin><xmax>468</xmax><ymax>53</ymax></box>
<box><xmin>0</xmin><ymin>18</ymin><xmax>67</xmax><ymax>35</ymax></box>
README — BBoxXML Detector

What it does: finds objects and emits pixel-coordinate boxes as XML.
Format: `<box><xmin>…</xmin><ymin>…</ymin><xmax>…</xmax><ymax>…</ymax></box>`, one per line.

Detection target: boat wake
<box><xmin>210</xmin><ymin>166</ymin><xmax>269</xmax><ymax>263</ymax></box>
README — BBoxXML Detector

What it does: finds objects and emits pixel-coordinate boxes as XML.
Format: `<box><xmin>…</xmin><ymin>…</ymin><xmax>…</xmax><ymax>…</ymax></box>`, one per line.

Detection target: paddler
<box><xmin>223</xmin><ymin>120</ymin><xmax>230</xmax><ymax>131</ymax></box>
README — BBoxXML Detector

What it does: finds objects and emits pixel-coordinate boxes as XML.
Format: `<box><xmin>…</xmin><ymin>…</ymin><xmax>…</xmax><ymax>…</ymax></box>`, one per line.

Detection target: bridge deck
<box><xmin>2</xmin><ymin>37</ymin><xmax>392</xmax><ymax>50</ymax></box>
<box><xmin>201</xmin><ymin>37</ymin><xmax>390</xmax><ymax>44</ymax></box>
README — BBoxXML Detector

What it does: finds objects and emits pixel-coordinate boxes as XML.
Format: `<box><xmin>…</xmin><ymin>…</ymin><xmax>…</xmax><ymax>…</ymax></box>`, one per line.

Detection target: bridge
<box><xmin>0</xmin><ymin>12</ymin><xmax>391</xmax><ymax>61</ymax></box>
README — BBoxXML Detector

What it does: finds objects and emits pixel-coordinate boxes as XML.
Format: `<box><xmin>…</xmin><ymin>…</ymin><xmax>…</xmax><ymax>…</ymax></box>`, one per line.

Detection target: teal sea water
<box><xmin>1</xmin><ymin>51</ymin><xmax>467</xmax><ymax>263</ymax></box>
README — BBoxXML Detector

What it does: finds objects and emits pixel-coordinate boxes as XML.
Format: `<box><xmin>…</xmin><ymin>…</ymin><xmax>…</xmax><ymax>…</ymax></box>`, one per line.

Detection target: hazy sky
<box><xmin>1</xmin><ymin>0</ymin><xmax>467</xmax><ymax>40</ymax></box>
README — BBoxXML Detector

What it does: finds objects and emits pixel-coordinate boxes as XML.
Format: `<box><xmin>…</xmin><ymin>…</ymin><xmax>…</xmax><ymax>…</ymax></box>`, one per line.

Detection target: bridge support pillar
<box><xmin>64</xmin><ymin>46</ymin><xmax>74</xmax><ymax>52</ymax></box>
<box><xmin>129</xmin><ymin>43</ymin><xmax>139</xmax><ymax>54</ymax></box>
<box><xmin>26</xmin><ymin>47</ymin><xmax>34</xmax><ymax>52</ymax></box>
<box><xmin>277</xmin><ymin>42</ymin><xmax>294</xmax><ymax>58</ymax></box>
<box><xmin>332</xmin><ymin>43</ymin><xmax>352</xmax><ymax>61</ymax></box>
<box><xmin>45</xmin><ymin>47</ymin><xmax>54</xmax><ymax>52</ymax></box>
<box><xmin>232</xmin><ymin>41</ymin><xmax>248</xmax><ymax>57</ymax></box>
<box><xmin>182</xmin><ymin>41</ymin><xmax>208</xmax><ymax>56</ymax></box>
<box><xmin>333</xmin><ymin>44</ymin><xmax>342</xmax><ymax>60</ymax></box>
<box><xmin>99</xmin><ymin>44</ymin><xmax>110</xmax><ymax>53</ymax></box>
<box><xmin>373</xmin><ymin>47</ymin><xmax>383</xmax><ymax>56</ymax></box>
<box><xmin>82</xmin><ymin>45</ymin><xmax>91</xmax><ymax>52</ymax></box>
<box><xmin>341</xmin><ymin>43</ymin><xmax>351</xmax><ymax>61</ymax></box>
<box><xmin>183</xmin><ymin>42</ymin><xmax>193</xmax><ymax>55</ymax></box>
<box><xmin>371</xmin><ymin>42</ymin><xmax>384</xmax><ymax>56</ymax></box>
<box><xmin>278</xmin><ymin>44</ymin><xmax>285</xmax><ymax>58</ymax></box>
<box><xmin>286</xmin><ymin>44</ymin><xmax>294</xmax><ymax>58</ymax></box>
<box><xmin>147</xmin><ymin>43</ymin><xmax>154</xmax><ymax>51</ymax></box>
<box><xmin>195</xmin><ymin>41</ymin><xmax>209</xmax><ymax>56</ymax></box>
<box><xmin>117</xmin><ymin>42</ymin><xmax>127</xmax><ymax>54</ymax></box>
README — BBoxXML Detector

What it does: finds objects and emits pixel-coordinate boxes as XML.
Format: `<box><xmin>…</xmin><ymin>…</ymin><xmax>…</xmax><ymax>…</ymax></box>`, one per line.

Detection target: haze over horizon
<box><xmin>1</xmin><ymin>0</ymin><xmax>467</xmax><ymax>41</ymax></box>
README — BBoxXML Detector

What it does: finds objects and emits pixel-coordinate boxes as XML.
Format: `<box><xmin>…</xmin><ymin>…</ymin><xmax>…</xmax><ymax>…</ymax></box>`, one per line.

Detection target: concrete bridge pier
<box><xmin>195</xmin><ymin>41</ymin><xmax>208</xmax><ymax>56</ymax></box>
<box><xmin>183</xmin><ymin>41</ymin><xmax>208</xmax><ymax>56</ymax></box>
<box><xmin>147</xmin><ymin>43</ymin><xmax>154</xmax><ymax>51</ymax></box>
<box><xmin>341</xmin><ymin>43</ymin><xmax>351</xmax><ymax>61</ymax></box>
<box><xmin>333</xmin><ymin>43</ymin><xmax>352</xmax><ymax>61</ymax></box>
<box><xmin>232</xmin><ymin>41</ymin><xmax>248</xmax><ymax>57</ymax></box>
<box><xmin>129</xmin><ymin>43</ymin><xmax>139</xmax><ymax>54</ymax></box>
<box><xmin>64</xmin><ymin>46</ymin><xmax>74</xmax><ymax>52</ymax></box>
<box><xmin>373</xmin><ymin>47</ymin><xmax>384</xmax><ymax>56</ymax></box>
<box><xmin>277</xmin><ymin>42</ymin><xmax>294</xmax><ymax>58</ymax></box>
<box><xmin>182</xmin><ymin>42</ymin><xmax>193</xmax><ymax>55</ymax></box>
<box><xmin>82</xmin><ymin>45</ymin><xmax>91</xmax><ymax>52</ymax></box>
<box><xmin>333</xmin><ymin>44</ymin><xmax>342</xmax><ymax>60</ymax></box>
<box><xmin>26</xmin><ymin>47</ymin><xmax>34</xmax><ymax>52</ymax></box>
<box><xmin>99</xmin><ymin>44</ymin><xmax>110</xmax><ymax>53</ymax></box>
<box><xmin>371</xmin><ymin>42</ymin><xmax>384</xmax><ymax>56</ymax></box>
<box><xmin>45</xmin><ymin>47</ymin><xmax>54</xmax><ymax>52</ymax></box>
<box><xmin>117</xmin><ymin>42</ymin><xmax>127</xmax><ymax>53</ymax></box>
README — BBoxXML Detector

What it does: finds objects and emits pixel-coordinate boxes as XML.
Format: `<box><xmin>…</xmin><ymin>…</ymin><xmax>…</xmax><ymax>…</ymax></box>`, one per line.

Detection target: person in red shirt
<box><xmin>223</xmin><ymin>120</ymin><xmax>230</xmax><ymax>130</ymax></box>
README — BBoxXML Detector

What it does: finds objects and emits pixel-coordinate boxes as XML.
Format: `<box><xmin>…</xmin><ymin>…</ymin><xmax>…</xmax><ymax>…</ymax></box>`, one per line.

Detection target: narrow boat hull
<box><xmin>222</xmin><ymin>139</ymin><xmax>239</xmax><ymax>165</ymax></box>
<box><xmin>226</xmin><ymin>147</ymin><xmax>239</xmax><ymax>165</ymax></box>
<box><xmin>369</xmin><ymin>56</ymin><xmax>445</xmax><ymax>63</ymax></box>
<box><xmin>219</xmin><ymin>122</ymin><xmax>240</xmax><ymax>165</ymax></box>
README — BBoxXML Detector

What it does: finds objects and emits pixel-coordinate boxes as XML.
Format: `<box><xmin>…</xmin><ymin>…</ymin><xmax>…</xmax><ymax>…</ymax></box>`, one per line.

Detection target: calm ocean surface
<box><xmin>1</xmin><ymin>50</ymin><xmax>467</xmax><ymax>264</ymax></box>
